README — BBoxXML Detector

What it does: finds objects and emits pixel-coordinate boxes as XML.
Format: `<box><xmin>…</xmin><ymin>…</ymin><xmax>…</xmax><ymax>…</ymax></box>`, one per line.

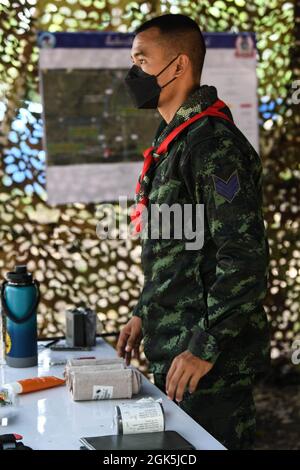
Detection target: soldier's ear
<box><xmin>174</xmin><ymin>54</ymin><xmax>189</xmax><ymax>77</ymax></box>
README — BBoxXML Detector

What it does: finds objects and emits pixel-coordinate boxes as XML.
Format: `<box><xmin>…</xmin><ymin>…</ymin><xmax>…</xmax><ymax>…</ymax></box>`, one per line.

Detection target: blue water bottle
<box><xmin>1</xmin><ymin>265</ymin><xmax>40</xmax><ymax>368</ymax></box>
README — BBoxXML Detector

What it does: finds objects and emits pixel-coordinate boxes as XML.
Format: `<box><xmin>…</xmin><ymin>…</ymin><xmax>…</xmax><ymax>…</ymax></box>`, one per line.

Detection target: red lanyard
<box><xmin>131</xmin><ymin>99</ymin><xmax>234</xmax><ymax>234</ymax></box>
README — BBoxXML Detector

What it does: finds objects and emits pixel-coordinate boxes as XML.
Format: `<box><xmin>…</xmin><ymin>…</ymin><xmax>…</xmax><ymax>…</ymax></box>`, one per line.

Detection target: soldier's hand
<box><xmin>116</xmin><ymin>316</ymin><xmax>143</xmax><ymax>366</ymax></box>
<box><xmin>166</xmin><ymin>350</ymin><xmax>213</xmax><ymax>403</ymax></box>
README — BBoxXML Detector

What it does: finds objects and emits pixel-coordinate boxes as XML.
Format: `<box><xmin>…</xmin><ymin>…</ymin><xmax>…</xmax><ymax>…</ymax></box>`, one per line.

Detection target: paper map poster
<box><xmin>38</xmin><ymin>31</ymin><xmax>258</xmax><ymax>204</ymax></box>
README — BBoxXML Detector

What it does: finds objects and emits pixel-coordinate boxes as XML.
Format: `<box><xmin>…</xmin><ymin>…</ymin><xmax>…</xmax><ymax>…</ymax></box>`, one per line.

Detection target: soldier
<box><xmin>117</xmin><ymin>14</ymin><xmax>270</xmax><ymax>450</ymax></box>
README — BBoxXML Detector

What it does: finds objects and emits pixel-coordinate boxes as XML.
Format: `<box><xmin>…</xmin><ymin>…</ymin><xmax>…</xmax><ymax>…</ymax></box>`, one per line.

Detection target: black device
<box><xmin>0</xmin><ymin>434</ymin><xmax>32</xmax><ymax>450</ymax></box>
<box><xmin>79</xmin><ymin>431</ymin><xmax>195</xmax><ymax>451</ymax></box>
<box><xmin>65</xmin><ymin>306</ymin><xmax>96</xmax><ymax>348</ymax></box>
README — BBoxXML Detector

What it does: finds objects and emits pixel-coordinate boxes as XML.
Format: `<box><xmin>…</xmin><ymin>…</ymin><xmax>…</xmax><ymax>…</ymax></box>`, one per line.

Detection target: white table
<box><xmin>0</xmin><ymin>338</ymin><xmax>225</xmax><ymax>450</ymax></box>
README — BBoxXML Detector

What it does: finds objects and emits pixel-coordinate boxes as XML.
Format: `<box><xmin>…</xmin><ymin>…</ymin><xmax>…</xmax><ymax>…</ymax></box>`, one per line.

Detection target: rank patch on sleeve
<box><xmin>212</xmin><ymin>170</ymin><xmax>240</xmax><ymax>202</ymax></box>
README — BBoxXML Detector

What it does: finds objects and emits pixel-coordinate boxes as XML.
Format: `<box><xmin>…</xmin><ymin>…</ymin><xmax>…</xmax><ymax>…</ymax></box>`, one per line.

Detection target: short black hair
<box><xmin>135</xmin><ymin>14</ymin><xmax>206</xmax><ymax>81</ymax></box>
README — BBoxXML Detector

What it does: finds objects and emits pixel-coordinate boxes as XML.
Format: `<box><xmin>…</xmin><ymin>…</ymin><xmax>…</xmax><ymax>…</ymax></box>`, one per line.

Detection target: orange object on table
<box><xmin>5</xmin><ymin>376</ymin><xmax>66</xmax><ymax>394</ymax></box>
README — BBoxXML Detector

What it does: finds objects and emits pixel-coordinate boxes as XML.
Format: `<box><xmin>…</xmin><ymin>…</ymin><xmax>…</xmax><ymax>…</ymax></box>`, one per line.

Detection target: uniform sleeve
<box><xmin>185</xmin><ymin>137</ymin><xmax>269</xmax><ymax>364</ymax></box>
<box><xmin>130</xmin><ymin>271</ymin><xmax>147</xmax><ymax>320</ymax></box>
<box><xmin>130</xmin><ymin>299</ymin><xmax>143</xmax><ymax>319</ymax></box>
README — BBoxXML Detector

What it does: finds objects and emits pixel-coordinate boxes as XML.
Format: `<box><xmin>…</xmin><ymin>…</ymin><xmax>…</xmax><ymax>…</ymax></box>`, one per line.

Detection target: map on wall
<box><xmin>38</xmin><ymin>31</ymin><xmax>258</xmax><ymax>204</ymax></box>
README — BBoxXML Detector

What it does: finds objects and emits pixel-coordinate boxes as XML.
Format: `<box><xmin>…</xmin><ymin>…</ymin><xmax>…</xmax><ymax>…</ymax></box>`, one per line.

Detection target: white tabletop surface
<box><xmin>0</xmin><ymin>338</ymin><xmax>225</xmax><ymax>450</ymax></box>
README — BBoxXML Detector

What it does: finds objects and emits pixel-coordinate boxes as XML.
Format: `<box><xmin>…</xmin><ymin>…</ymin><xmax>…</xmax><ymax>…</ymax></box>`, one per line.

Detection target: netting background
<box><xmin>0</xmin><ymin>0</ymin><xmax>299</xmax><ymax>375</ymax></box>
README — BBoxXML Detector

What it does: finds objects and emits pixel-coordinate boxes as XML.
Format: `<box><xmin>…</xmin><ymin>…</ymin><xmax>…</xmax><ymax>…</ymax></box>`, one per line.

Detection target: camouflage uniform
<box><xmin>153</xmin><ymin>371</ymin><xmax>256</xmax><ymax>450</ymax></box>
<box><xmin>130</xmin><ymin>85</ymin><xmax>270</xmax><ymax>449</ymax></box>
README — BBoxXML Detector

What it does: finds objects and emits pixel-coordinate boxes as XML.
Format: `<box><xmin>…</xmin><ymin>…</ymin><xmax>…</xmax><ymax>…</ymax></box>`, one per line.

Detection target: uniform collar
<box><xmin>154</xmin><ymin>85</ymin><xmax>218</xmax><ymax>147</ymax></box>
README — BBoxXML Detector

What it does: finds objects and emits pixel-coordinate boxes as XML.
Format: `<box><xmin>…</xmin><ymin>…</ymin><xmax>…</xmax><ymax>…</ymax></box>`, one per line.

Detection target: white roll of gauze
<box><xmin>67</xmin><ymin>357</ymin><xmax>125</xmax><ymax>367</ymax></box>
<box><xmin>131</xmin><ymin>368</ymin><xmax>142</xmax><ymax>394</ymax></box>
<box><xmin>64</xmin><ymin>358</ymin><xmax>126</xmax><ymax>386</ymax></box>
<box><xmin>114</xmin><ymin>398</ymin><xmax>165</xmax><ymax>435</ymax></box>
<box><xmin>67</xmin><ymin>367</ymin><xmax>142</xmax><ymax>401</ymax></box>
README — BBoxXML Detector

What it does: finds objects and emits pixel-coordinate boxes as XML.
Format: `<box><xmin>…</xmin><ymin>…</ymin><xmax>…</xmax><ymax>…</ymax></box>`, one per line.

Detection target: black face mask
<box><xmin>124</xmin><ymin>54</ymin><xmax>180</xmax><ymax>109</ymax></box>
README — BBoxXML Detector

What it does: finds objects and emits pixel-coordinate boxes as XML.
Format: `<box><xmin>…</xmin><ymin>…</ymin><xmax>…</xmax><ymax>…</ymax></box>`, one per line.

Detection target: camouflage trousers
<box><xmin>153</xmin><ymin>372</ymin><xmax>256</xmax><ymax>450</ymax></box>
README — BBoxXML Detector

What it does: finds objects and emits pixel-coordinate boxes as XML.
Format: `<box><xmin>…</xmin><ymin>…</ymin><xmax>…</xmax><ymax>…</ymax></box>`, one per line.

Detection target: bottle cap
<box><xmin>6</xmin><ymin>265</ymin><xmax>33</xmax><ymax>285</ymax></box>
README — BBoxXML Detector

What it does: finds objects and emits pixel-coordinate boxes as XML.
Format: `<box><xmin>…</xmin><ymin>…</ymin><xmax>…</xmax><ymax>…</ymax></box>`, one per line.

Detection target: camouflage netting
<box><xmin>0</xmin><ymin>0</ymin><xmax>299</xmax><ymax>376</ymax></box>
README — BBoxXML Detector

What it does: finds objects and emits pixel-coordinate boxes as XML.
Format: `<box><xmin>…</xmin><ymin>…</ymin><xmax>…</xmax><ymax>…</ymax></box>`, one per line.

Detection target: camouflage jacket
<box><xmin>131</xmin><ymin>85</ymin><xmax>270</xmax><ymax>378</ymax></box>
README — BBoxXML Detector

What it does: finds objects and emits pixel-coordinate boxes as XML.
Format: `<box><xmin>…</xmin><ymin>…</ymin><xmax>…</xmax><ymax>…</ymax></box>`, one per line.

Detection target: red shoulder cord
<box><xmin>130</xmin><ymin>99</ymin><xmax>234</xmax><ymax>234</ymax></box>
